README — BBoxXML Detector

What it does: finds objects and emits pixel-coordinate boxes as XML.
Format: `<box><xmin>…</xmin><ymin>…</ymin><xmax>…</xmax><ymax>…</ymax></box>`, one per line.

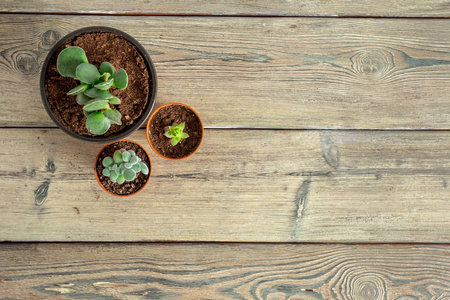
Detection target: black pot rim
<box><xmin>40</xmin><ymin>26</ymin><xmax>157</xmax><ymax>143</ymax></box>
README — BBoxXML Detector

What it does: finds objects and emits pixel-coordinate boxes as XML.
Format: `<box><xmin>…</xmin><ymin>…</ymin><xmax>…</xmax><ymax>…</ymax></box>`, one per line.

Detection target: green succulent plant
<box><xmin>165</xmin><ymin>122</ymin><xmax>189</xmax><ymax>146</ymax></box>
<box><xmin>102</xmin><ymin>149</ymin><xmax>149</xmax><ymax>184</ymax></box>
<box><xmin>57</xmin><ymin>46</ymin><xmax>128</xmax><ymax>135</ymax></box>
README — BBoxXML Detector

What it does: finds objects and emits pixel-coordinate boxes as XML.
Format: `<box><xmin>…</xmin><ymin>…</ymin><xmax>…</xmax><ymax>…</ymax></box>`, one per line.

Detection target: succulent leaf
<box><xmin>83</xmin><ymin>110</ymin><xmax>93</xmax><ymax>118</ymax></box>
<box><xmin>76</xmin><ymin>92</ymin><xmax>92</xmax><ymax>105</ymax></box>
<box><xmin>117</xmin><ymin>175</ymin><xmax>125</xmax><ymax>184</ymax></box>
<box><xmin>110</xmin><ymin>170</ymin><xmax>119</xmax><ymax>180</ymax></box>
<box><xmin>131</xmin><ymin>163</ymin><xmax>141</xmax><ymax>173</ymax></box>
<box><xmin>129</xmin><ymin>150</ymin><xmax>136</xmax><ymax>157</ymax></box>
<box><xmin>112</xmin><ymin>68</ymin><xmax>128</xmax><ymax>89</ymax></box>
<box><xmin>76</xmin><ymin>63</ymin><xmax>101</xmax><ymax>84</ymax></box>
<box><xmin>103</xmin><ymin>108</ymin><xmax>122</xmax><ymax>125</ymax></box>
<box><xmin>86</xmin><ymin>111</ymin><xmax>111</xmax><ymax>135</ymax></box>
<box><xmin>57</xmin><ymin>46</ymin><xmax>88</xmax><ymax>78</ymax></box>
<box><xmin>122</xmin><ymin>151</ymin><xmax>131</xmax><ymax>163</ymax></box>
<box><xmin>102</xmin><ymin>168</ymin><xmax>111</xmax><ymax>177</ymax></box>
<box><xmin>118</xmin><ymin>164</ymin><xmax>125</xmax><ymax>175</ymax></box>
<box><xmin>102</xmin><ymin>157</ymin><xmax>114</xmax><ymax>167</ymax></box>
<box><xmin>164</xmin><ymin>131</ymin><xmax>174</xmax><ymax>138</ymax></box>
<box><xmin>108</xmin><ymin>96</ymin><xmax>121</xmax><ymax>105</ymax></box>
<box><xmin>94</xmin><ymin>78</ymin><xmax>114</xmax><ymax>90</ymax></box>
<box><xmin>83</xmin><ymin>99</ymin><xmax>110</xmax><ymax>112</ymax></box>
<box><xmin>85</xmin><ymin>88</ymin><xmax>113</xmax><ymax>99</ymax></box>
<box><xmin>171</xmin><ymin>136</ymin><xmax>182</xmax><ymax>146</ymax></box>
<box><xmin>100</xmin><ymin>62</ymin><xmax>115</xmax><ymax>76</ymax></box>
<box><xmin>181</xmin><ymin>132</ymin><xmax>189</xmax><ymax>139</ymax></box>
<box><xmin>67</xmin><ymin>84</ymin><xmax>90</xmax><ymax>96</ymax></box>
<box><xmin>110</xmin><ymin>176</ymin><xmax>117</xmax><ymax>183</ymax></box>
<box><xmin>113</xmin><ymin>150</ymin><xmax>123</xmax><ymax>164</ymax></box>
<box><xmin>139</xmin><ymin>162</ymin><xmax>149</xmax><ymax>175</ymax></box>
<box><xmin>123</xmin><ymin>168</ymin><xmax>136</xmax><ymax>181</ymax></box>
<box><xmin>130</xmin><ymin>155</ymin><xmax>139</xmax><ymax>165</ymax></box>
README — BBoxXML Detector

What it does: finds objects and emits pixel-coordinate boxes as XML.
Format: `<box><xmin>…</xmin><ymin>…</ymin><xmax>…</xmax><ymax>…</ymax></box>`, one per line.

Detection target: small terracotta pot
<box><xmin>146</xmin><ymin>103</ymin><xmax>204</xmax><ymax>160</ymax></box>
<box><xmin>94</xmin><ymin>139</ymin><xmax>151</xmax><ymax>197</ymax></box>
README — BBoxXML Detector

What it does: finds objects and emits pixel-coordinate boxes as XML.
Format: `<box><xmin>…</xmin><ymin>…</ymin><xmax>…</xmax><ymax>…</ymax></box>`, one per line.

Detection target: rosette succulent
<box><xmin>57</xmin><ymin>46</ymin><xmax>128</xmax><ymax>135</ymax></box>
<box><xmin>102</xmin><ymin>149</ymin><xmax>149</xmax><ymax>184</ymax></box>
<box><xmin>165</xmin><ymin>122</ymin><xmax>189</xmax><ymax>146</ymax></box>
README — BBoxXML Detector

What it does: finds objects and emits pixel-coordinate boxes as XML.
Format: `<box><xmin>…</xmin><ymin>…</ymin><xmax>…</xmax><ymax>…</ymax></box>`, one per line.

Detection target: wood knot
<box><xmin>42</xmin><ymin>30</ymin><xmax>61</xmax><ymax>48</ymax></box>
<box><xmin>344</xmin><ymin>273</ymin><xmax>387</xmax><ymax>300</ymax></box>
<box><xmin>17</xmin><ymin>52</ymin><xmax>39</xmax><ymax>75</ymax></box>
<box><xmin>351</xmin><ymin>49</ymin><xmax>393</xmax><ymax>80</ymax></box>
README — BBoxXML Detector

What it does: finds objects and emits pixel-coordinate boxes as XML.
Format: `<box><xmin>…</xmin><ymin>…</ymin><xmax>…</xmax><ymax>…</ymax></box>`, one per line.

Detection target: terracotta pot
<box><xmin>40</xmin><ymin>26</ymin><xmax>157</xmax><ymax>143</ymax></box>
<box><xmin>94</xmin><ymin>139</ymin><xmax>151</xmax><ymax>197</ymax></box>
<box><xmin>146</xmin><ymin>103</ymin><xmax>204</xmax><ymax>160</ymax></box>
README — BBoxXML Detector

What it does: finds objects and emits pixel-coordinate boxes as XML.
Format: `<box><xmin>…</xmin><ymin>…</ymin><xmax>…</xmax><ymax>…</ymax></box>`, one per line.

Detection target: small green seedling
<box><xmin>57</xmin><ymin>46</ymin><xmax>129</xmax><ymax>135</ymax></box>
<box><xmin>102</xmin><ymin>149</ymin><xmax>149</xmax><ymax>184</ymax></box>
<box><xmin>165</xmin><ymin>122</ymin><xmax>189</xmax><ymax>146</ymax></box>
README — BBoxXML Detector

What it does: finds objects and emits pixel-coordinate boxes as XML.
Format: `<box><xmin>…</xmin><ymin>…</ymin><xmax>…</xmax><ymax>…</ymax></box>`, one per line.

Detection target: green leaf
<box><xmin>100</xmin><ymin>62</ymin><xmax>115</xmax><ymax>76</ymax></box>
<box><xmin>164</xmin><ymin>131</ymin><xmax>174</xmax><ymax>138</ymax></box>
<box><xmin>110</xmin><ymin>176</ymin><xmax>117</xmax><ymax>183</ymax></box>
<box><xmin>118</xmin><ymin>164</ymin><xmax>125</xmax><ymax>175</ymax></box>
<box><xmin>83</xmin><ymin>99</ymin><xmax>109</xmax><ymax>112</ymax></box>
<box><xmin>117</xmin><ymin>175</ymin><xmax>125</xmax><ymax>184</ymax></box>
<box><xmin>181</xmin><ymin>132</ymin><xmax>189</xmax><ymax>139</ymax></box>
<box><xmin>139</xmin><ymin>162</ymin><xmax>149</xmax><ymax>175</ymax></box>
<box><xmin>131</xmin><ymin>163</ymin><xmax>141</xmax><ymax>173</ymax></box>
<box><xmin>108</xmin><ymin>96</ymin><xmax>121</xmax><ymax>105</ymax></box>
<box><xmin>122</xmin><ymin>151</ymin><xmax>131</xmax><ymax>163</ymax></box>
<box><xmin>94</xmin><ymin>78</ymin><xmax>114</xmax><ymax>90</ymax></box>
<box><xmin>103</xmin><ymin>108</ymin><xmax>122</xmax><ymax>125</ymax></box>
<box><xmin>171</xmin><ymin>136</ymin><xmax>182</xmax><ymax>146</ymax></box>
<box><xmin>99</xmin><ymin>72</ymin><xmax>111</xmax><ymax>82</ymax></box>
<box><xmin>123</xmin><ymin>168</ymin><xmax>136</xmax><ymax>181</ymax></box>
<box><xmin>86</xmin><ymin>111</ymin><xmax>111</xmax><ymax>135</ymax></box>
<box><xmin>85</xmin><ymin>88</ymin><xmax>113</xmax><ymax>99</ymax></box>
<box><xmin>102</xmin><ymin>157</ymin><xmax>114</xmax><ymax>167</ymax></box>
<box><xmin>110</xmin><ymin>170</ymin><xmax>119</xmax><ymax>180</ymax></box>
<box><xmin>130</xmin><ymin>155</ymin><xmax>139</xmax><ymax>165</ymax></box>
<box><xmin>113</xmin><ymin>151</ymin><xmax>123</xmax><ymax>164</ymax></box>
<box><xmin>124</xmin><ymin>162</ymin><xmax>132</xmax><ymax>169</ymax></box>
<box><xmin>129</xmin><ymin>150</ymin><xmax>136</xmax><ymax>157</ymax></box>
<box><xmin>102</xmin><ymin>168</ymin><xmax>111</xmax><ymax>177</ymax></box>
<box><xmin>178</xmin><ymin>122</ymin><xmax>185</xmax><ymax>131</ymax></box>
<box><xmin>83</xmin><ymin>110</ymin><xmax>93</xmax><ymax>118</ymax></box>
<box><xmin>76</xmin><ymin>63</ymin><xmax>101</xmax><ymax>84</ymax></box>
<box><xmin>57</xmin><ymin>46</ymin><xmax>88</xmax><ymax>78</ymax></box>
<box><xmin>77</xmin><ymin>92</ymin><xmax>92</xmax><ymax>105</ymax></box>
<box><xmin>67</xmin><ymin>84</ymin><xmax>90</xmax><ymax>96</ymax></box>
<box><xmin>112</xmin><ymin>68</ymin><xmax>128</xmax><ymax>89</ymax></box>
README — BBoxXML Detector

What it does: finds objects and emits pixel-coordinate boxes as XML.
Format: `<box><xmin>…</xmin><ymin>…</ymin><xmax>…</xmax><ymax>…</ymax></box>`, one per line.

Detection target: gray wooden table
<box><xmin>0</xmin><ymin>1</ymin><xmax>449</xmax><ymax>298</ymax></box>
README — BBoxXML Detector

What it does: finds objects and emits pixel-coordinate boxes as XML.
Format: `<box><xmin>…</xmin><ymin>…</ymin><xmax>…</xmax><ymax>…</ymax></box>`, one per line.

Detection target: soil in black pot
<box><xmin>148</xmin><ymin>104</ymin><xmax>203</xmax><ymax>159</ymax></box>
<box><xmin>96</xmin><ymin>141</ymin><xmax>151</xmax><ymax>195</ymax></box>
<box><xmin>45</xmin><ymin>31</ymin><xmax>151</xmax><ymax>137</ymax></box>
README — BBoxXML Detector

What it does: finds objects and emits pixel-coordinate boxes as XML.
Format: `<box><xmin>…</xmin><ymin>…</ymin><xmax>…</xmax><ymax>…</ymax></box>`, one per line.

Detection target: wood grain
<box><xmin>0</xmin><ymin>243</ymin><xmax>449</xmax><ymax>299</ymax></box>
<box><xmin>1</xmin><ymin>15</ymin><xmax>450</xmax><ymax>129</ymax></box>
<box><xmin>1</xmin><ymin>0</ymin><xmax>450</xmax><ymax>17</ymax></box>
<box><xmin>0</xmin><ymin>128</ymin><xmax>449</xmax><ymax>243</ymax></box>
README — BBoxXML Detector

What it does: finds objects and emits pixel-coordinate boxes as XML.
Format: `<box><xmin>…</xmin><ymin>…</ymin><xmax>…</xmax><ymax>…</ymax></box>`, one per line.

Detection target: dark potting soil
<box><xmin>45</xmin><ymin>31</ymin><xmax>150</xmax><ymax>137</ymax></box>
<box><xmin>148</xmin><ymin>105</ymin><xmax>203</xmax><ymax>159</ymax></box>
<box><xmin>96</xmin><ymin>141</ymin><xmax>151</xmax><ymax>195</ymax></box>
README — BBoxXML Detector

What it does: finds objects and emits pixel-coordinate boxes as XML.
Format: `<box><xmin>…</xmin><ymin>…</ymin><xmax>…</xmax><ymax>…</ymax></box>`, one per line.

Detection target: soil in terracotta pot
<box><xmin>148</xmin><ymin>105</ymin><xmax>203</xmax><ymax>159</ymax></box>
<box><xmin>45</xmin><ymin>31</ymin><xmax>151</xmax><ymax>137</ymax></box>
<box><xmin>96</xmin><ymin>141</ymin><xmax>151</xmax><ymax>195</ymax></box>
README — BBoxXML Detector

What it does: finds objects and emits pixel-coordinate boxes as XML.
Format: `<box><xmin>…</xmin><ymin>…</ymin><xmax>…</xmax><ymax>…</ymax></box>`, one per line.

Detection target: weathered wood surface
<box><xmin>2</xmin><ymin>0</ymin><xmax>450</xmax><ymax>17</ymax></box>
<box><xmin>0</xmin><ymin>243</ymin><xmax>449</xmax><ymax>299</ymax></box>
<box><xmin>0</xmin><ymin>128</ymin><xmax>448</xmax><ymax>242</ymax></box>
<box><xmin>1</xmin><ymin>15</ymin><xmax>450</xmax><ymax>129</ymax></box>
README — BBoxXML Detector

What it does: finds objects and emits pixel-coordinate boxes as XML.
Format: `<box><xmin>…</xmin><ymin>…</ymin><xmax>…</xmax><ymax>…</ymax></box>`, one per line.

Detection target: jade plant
<box><xmin>102</xmin><ymin>149</ymin><xmax>149</xmax><ymax>184</ymax></box>
<box><xmin>165</xmin><ymin>122</ymin><xmax>189</xmax><ymax>146</ymax></box>
<box><xmin>57</xmin><ymin>46</ymin><xmax>128</xmax><ymax>135</ymax></box>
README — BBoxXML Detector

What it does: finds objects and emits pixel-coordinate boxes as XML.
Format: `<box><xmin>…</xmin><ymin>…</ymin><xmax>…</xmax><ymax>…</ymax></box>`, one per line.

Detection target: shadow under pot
<box><xmin>40</xmin><ymin>26</ymin><xmax>157</xmax><ymax>143</ymax></box>
<box><xmin>146</xmin><ymin>103</ymin><xmax>204</xmax><ymax>160</ymax></box>
<box><xmin>95</xmin><ymin>139</ymin><xmax>151</xmax><ymax>197</ymax></box>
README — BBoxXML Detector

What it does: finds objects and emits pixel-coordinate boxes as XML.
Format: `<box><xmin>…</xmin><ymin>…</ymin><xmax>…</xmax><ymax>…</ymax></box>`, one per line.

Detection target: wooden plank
<box><xmin>1</xmin><ymin>15</ymin><xmax>450</xmax><ymax>129</ymax></box>
<box><xmin>0</xmin><ymin>243</ymin><xmax>449</xmax><ymax>299</ymax></box>
<box><xmin>0</xmin><ymin>128</ymin><xmax>449</xmax><ymax>242</ymax></box>
<box><xmin>1</xmin><ymin>0</ymin><xmax>450</xmax><ymax>17</ymax></box>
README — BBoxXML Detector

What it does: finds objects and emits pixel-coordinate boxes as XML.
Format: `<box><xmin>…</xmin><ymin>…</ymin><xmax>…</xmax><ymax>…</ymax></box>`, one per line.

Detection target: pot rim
<box><xmin>94</xmin><ymin>139</ymin><xmax>152</xmax><ymax>197</ymax></box>
<box><xmin>146</xmin><ymin>102</ymin><xmax>204</xmax><ymax>161</ymax></box>
<box><xmin>40</xmin><ymin>26</ymin><xmax>157</xmax><ymax>143</ymax></box>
